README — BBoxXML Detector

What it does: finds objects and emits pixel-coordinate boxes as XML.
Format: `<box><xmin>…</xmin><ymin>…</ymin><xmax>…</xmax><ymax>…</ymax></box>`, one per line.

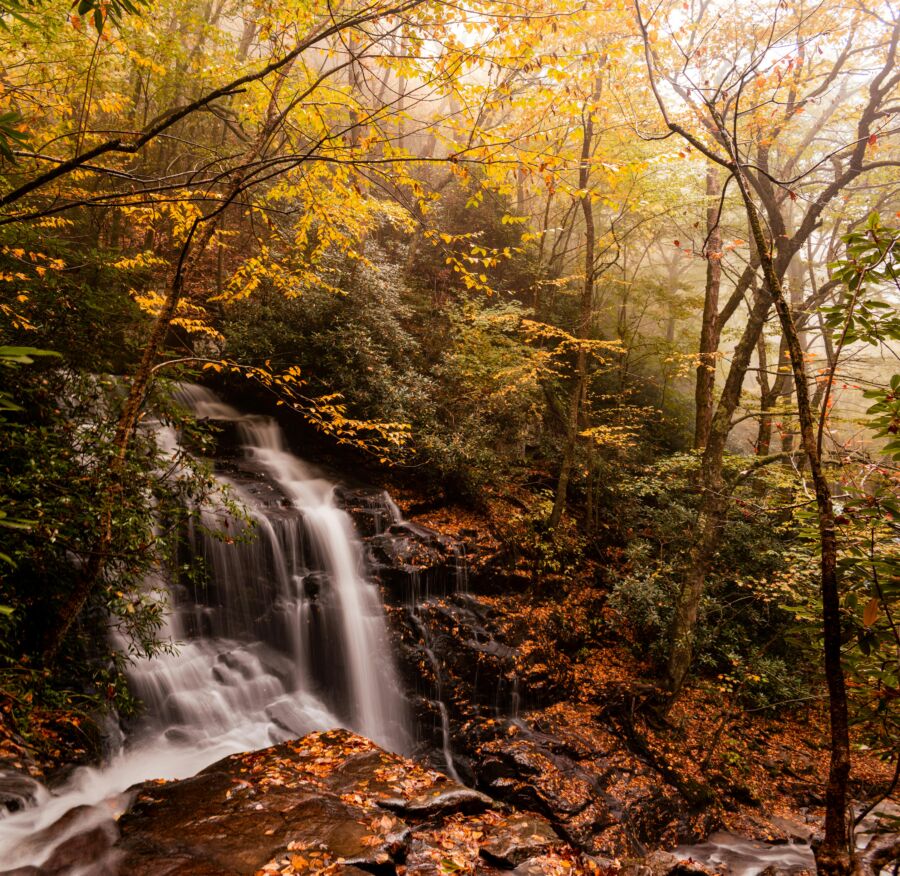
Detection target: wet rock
<box><xmin>40</xmin><ymin>821</ymin><xmax>120</xmax><ymax>873</ymax></box>
<box><xmin>0</xmin><ymin>721</ymin><xmax>50</xmax><ymax>820</ymax></box>
<box><xmin>397</xmin><ymin>595</ymin><xmax>521</xmax><ymax>724</ymax></box>
<box><xmin>403</xmin><ymin>810</ymin><xmax>580</xmax><ymax>876</ymax></box>
<box><xmin>0</xmin><ymin>800</ymin><xmax>126</xmax><ymax>876</ymax></box>
<box><xmin>634</xmin><ymin>850</ymin><xmax>679</xmax><ymax>876</ymax></box>
<box><xmin>335</xmin><ymin>487</ymin><xmax>403</xmax><ymax>538</ymax></box>
<box><xmin>476</xmin><ymin>730</ymin><xmax>621</xmax><ymax>853</ymax></box>
<box><xmin>302</xmin><ymin>571</ymin><xmax>328</xmax><ymax>599</ymax></box>
<box><xmin>512</xmin><ymin>857</ymin><xmax>579</xmax><ymax>876</ymax></box>
<box><xmin>0</xmin><ymin>771</ymin><xmax>43</xmax><ymax>816</ymax></box>
<box><xmin>468</xmin><ymin>639</ymin><xmax>517</xmax><ymax>661</ymax></box>
<box><xmin>118</xmin><ymin>770</ymin><xmax>393</xmax><ymax>874</ymax></box>
<box><xmin>359</xmin><ymin>507</ymin><xmax>469</xmax><ymax>603</ymax></box>
<box><xmin>758</xmin><ymin>866</ymin><xmax>814</xmax><ymax>876</ymax></box>
<box><xmin>380</xmin><ymin>786</ymin><xmax>494</xmax><ymax>817</ymax></box>
<box><xmin>478</xmin><ymin>814</ymin><xmax>561</xmax><ymax>867</ymax></box>
<box><xmin>765</xmin><ymin>816</ymin><xmax>815</xmax><ymax>843</ymax></box>
<box><xmin>391</xmin><ymin>594</ymin><xmax>697</xmax><ymax>858</ymax></box>
<box><xmin>266</xmin><ymin>698</ymin><xmax>326</xmax><ymax>738</ymax></box>
<box><xmin>110</xmin><ymin>729</ymin><xmax>594</xmax><ymax>875</ymax></box>
<box><xmin>620</xmin><ymin>851</ymin><xmax>719</xmax><ymax>876</ymax></box>
<box><xmin>666</xmin><ymin>863</ymin><xmax>719</xmax><ymax>876</ymax></box>
<box><xmin>163</xmin><ymin>727</ymin><xmax>199</xmax><ymax>746</ymax></box>
<box><xmin>4</xmin><ymin>805</ymin><xmax>109</xmax><ymax>866</ymax></box>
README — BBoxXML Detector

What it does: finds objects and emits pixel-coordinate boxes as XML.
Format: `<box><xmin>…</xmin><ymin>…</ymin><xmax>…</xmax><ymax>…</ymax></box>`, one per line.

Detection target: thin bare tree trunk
<box><xmin>694</xmin><ymin>166</ymin><xmax>722</xmax><ymax>449</ymax></box>
<box><xmin>756</xmin><ymin>335</ymin><xmax>790</xmax><ymax>455</ymax></box>
<box><xmin>549</xmin><ymin>80</ymin><xmax>599</xmax><ymax>531</ymax></box>
<box><xmin>735</xmin><ymin>168</ymin><xmax>853</xmax><ymax>876</ymax></box>
<box><xmin>665</xmin><ymin>286</ymin><xmax>772</xmax><ymax>694</ymax></box>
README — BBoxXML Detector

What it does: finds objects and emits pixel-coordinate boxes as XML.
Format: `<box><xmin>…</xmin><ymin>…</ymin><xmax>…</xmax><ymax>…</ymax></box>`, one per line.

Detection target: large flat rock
<box><xmin>4</xmin><ymin>729</ymin><xmax>603</xmax><ymax>875</ymax></box>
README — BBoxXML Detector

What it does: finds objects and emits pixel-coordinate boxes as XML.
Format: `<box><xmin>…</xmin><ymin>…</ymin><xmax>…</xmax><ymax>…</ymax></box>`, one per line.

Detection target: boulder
<box><xmin>478</xmin><ymin>814</ymin><xmax>561</xmax><ymax>868</ymax></box>
<box><xmin>379</xmin><ymin>786</ymin><xmax>494</xmax><ymax>818</ymax></box>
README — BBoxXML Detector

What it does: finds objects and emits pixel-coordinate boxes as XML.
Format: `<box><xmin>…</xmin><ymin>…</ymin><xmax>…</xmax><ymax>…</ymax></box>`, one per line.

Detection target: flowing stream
<box><xmin>674</xmin><ymin>832</ymin><xmax>816</xmax><ymax>876</ymax></box>
<box><xmin>0</xmin><ymin>385</ymin><xmax>409</xmax><ymax>869</ymax></box>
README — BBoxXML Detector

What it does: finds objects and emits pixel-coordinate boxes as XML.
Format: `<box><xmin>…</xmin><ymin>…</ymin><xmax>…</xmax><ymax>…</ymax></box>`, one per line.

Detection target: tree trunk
<box><xmin>778</xmin><ymin>265</ymin><xmax>807</xmax><ymax>453</ymax></box>
<box><xmin>735</xmin><ymin>170</ymin><xmax>853</xmax><ymax>876</ymax></box>
<box><xmin>756</xmin><ymin>335</ymin><xmax>790</xmax><ymax>455</ymax></box>
<box><xmin>694</xmin><ymin>167</ymin><xmax>722</xmax><ymax>450</ymax></box>
<box><xmin>549</xmin><ymin>367</ymin><xmax>584</xmax><ymax>530</ymax></box>
<box><xmin>549</xmin><ymin>81</ymin><xmax>599</xmax><ymax>531</ymax></box>
<box><xmin>665</xmin><ymin>284</ymin><xmax>772</xmax><ymax>695</ymax></box>
<box><xmin>347</xmin><ymin>33</ymin><xmax>363</xmax><ymax>148</ymax></box>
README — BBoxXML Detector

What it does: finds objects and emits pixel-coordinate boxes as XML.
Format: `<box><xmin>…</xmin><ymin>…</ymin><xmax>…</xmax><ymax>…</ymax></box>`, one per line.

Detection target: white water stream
<box><xmin>0</xmin><ymin>385</ymin><xmax>409</xmax><ymax>869</ymax></box>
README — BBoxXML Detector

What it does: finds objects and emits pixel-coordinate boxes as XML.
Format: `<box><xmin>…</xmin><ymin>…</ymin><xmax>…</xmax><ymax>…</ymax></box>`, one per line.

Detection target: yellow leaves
<box><xmin>113</xmin><ymin>251</ymin><xmax>167</xmax><ymax>271</ymax></box>
<box><xmin>130</xmin><ymin>288</ymin><xmax>164</xmax><ymax>314</ymax></box>
<box><xmin>863</xmin><ymin>597</ymin><xmax>880</xmax><ymax>627</ymax></box>
<box><xmin>519</xmin><ymin>319</ymin><xmax>625</xmax><ymax>361</ymax></box>
<box><xmin>0</xmin><ymin>302</ymin><xmax>35</xmax><ymax>332</ymax></box>
<box><xmin>1</xmin><ymin>248</ymin><xmax>65</xmax><ymax>291</ymax></box>
<box><xmin>459</xmin><ymin>269</ymin><xmax>492</xmax><ymax>294</ymax></box>
<box><xmin>95</xmin><ymin>94</ymin><xmax>130</xmax><ymax>114</ymax></box>
<box><xmin>127</xmin><ymin>49</ymin><xmax>167</xmax><ymax>76</ymax></box>
<box><xmin>579</xmin><ymin>423</ymin><xmax>639</xmax><ymax>448</ymax></box>
<box><xmin>171</xmin><ymin>318</ymin><xmax>224</xmax><ymax>341</ymax></box>
<box><xmin>196</xmin><ymin>360</ymin><xmax>411</xmax><ymax>462</ymax></box>
<box><xmin>130</xmin><ymin>291</ymin><xmax>223</xmax><ymax>341</ymax></box>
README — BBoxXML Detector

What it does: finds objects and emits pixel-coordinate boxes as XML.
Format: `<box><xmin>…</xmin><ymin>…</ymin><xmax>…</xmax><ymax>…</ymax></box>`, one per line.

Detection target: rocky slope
<box><xmin>344</xmin><ymin>497</ymin><xmax>895</xmax><ymax>867</ymax></box>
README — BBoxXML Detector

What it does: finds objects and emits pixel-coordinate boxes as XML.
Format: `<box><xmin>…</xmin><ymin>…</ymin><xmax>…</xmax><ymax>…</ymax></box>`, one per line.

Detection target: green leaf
<box><xmin>0</xmin><ymin>109</ymin><xmax>28</xmax><ymax>163</ymax></box>
<box><xmin>0</xmin><ymin>346</ymin><xmax>61</xmax><ymax>365</ymax></box>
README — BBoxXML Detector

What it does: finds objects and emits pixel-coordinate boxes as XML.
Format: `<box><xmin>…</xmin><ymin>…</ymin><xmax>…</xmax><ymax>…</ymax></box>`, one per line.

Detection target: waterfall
<box><xmin>135</xmin><ymin>383</ymin><xmax>409</xmax><ymax>752</ymax></box>
<box><xmin>0</xmin><ymin>385</ymin><xmax>409</xmax><ymax>866</ymax></box>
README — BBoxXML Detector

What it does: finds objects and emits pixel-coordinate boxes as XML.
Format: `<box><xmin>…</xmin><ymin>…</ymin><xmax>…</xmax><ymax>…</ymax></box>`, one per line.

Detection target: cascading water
<box><xmin>407</xmin><ymin>610</ymin><xmax>462</xmax><ymax>783</ymax></box>
<box><xmin>0</xmin><ymin>385</ymin><xmax>409</xmax><ymax>867</ymax></box>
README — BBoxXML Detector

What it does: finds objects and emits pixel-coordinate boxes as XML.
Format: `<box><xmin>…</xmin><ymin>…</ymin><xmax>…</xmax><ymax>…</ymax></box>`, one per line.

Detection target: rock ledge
<box><xmin>4</xmin><ymin>729</ymin><xmax>604</xmax><ymax>875</ymax></box>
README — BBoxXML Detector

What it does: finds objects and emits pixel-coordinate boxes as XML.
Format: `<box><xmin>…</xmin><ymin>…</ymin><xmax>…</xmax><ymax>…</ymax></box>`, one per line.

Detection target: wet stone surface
<box><xmin>0</xmin><ymin>772</ymin><xmax>43</xmax><ymax>817</ymax></box>
<box><xmin>392</xmin><ymin>593</ymin><xmax>702</xmax><ymax>859</ymax></box>
<box><xmin>0</xmin><ymin>730</ymin><xmax>603</xmax><ymax>875</ymax></box>
<box><xmin>335</xmin><ymin>486</ymin><xmax>470</xmax><ymax>604</ymax></box>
